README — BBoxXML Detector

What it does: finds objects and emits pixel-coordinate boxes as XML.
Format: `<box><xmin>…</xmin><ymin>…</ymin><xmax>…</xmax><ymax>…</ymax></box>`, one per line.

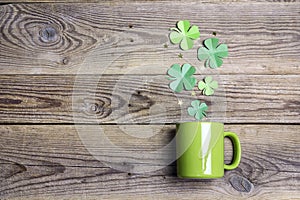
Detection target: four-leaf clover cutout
<box><xmin>169</xmin><ymin>20</ymin><xmax>200</xmax><ymax>51</ymax></box>
<box><xmin>198</xmin><ymin>76</ymin><xmax>218</xmax><ymax>96</ymax></box>
<box><xmin>188</xmin><ymin>100</ymin><xmax>208</xmax><ymax>120</ymax></box>
<box><xmin>167</xmin><ymin>20</ymin><xmax>229</xmax><ymax>120</ymax></box>
<box><xmin>167</xmin><ymin>63</ymin><xmax>197</xmax><ymax>93</ymax></box>
<box><xmin>197</xmin><ymin>38</ymin><xmax>228</xmax><ymax>69</ymax></box>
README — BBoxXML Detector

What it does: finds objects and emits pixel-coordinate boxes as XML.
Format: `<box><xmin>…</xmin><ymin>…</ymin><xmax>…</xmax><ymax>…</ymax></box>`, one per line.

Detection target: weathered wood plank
<box><xmin>0</xmin><ymin>125</ymin><xmax>299</xmax><ymax>199</ymax></box>
<box><xmin>0</xmin><ymin>74</ymin><xmax>299</xmax><ymax>123</ymax></box>
<box><xmin>0</xmin><ymin>3</ymin><xmax>299</xmax><ymax>74</ymax></box>
<box><xmin>2</xmin><ymin>0</ymin><xmax>300</xmax><ymax>3</ymax></box>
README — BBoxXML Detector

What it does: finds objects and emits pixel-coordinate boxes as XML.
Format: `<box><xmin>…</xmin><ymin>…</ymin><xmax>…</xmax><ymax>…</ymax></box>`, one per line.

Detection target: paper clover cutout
<box><xmin>198</xmin><ymin>76</ymin><xmax>218</xmax><ymax>96</ymax></box>
<box><xmin>188</xmin><ymin>100</ymin><xmax>208</xmax><ymax>120</ymax></box>
<box><xmin>169</xmin><ymin>20</ymin><xmax>200</xmax><ymax>51</ymax></box>
<box><xmin>167</xmin><ymin>63</ymin><xmax>197</xmax><ymax>93</ymax></box>
<box><xmin>197</xmin><ymin>38</ymin><xmax>228</xmax><ymax>68</ymax></box>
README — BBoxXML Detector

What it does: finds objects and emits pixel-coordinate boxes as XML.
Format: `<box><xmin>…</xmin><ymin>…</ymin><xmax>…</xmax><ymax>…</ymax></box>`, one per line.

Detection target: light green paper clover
<box><xmin>187</xmin><ymin>100</ymin><xmax>208</xmax><ymax>120</ymax></box>
<box><xmin>197</xmin><ymin>38</ymin><xmax>228</xmax><ymax>68</ymax></box>
<box><xmin>198</xmin><ymin>76</ymin><xmax>218</xmax><ymax>96</ymax></box>
<box><xmin>169</xmin><ymin>20</ymin><xmax>200</xmax><ymax>51</ymax></box>
<box><xmin>167</xmin><ymin>63</ymin><xmax>197</xmax><ymax>93</ymax></box>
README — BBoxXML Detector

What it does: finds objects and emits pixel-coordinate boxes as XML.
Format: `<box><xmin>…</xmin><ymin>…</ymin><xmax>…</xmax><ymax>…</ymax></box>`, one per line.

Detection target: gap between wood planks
<box><xmin>0</xmin><ymin>122</ymin><xmax>300</xmax><ymax>125</ymax></box>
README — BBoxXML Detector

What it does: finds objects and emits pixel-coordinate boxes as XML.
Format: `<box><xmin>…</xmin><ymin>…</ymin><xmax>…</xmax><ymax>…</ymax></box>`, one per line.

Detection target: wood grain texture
<box><xmin>0</xmin><ymin>74</ymin><xmax>299</xmax><ymax>124</ymax></box>
<box><xmin>0</xmin><ymin>3</ymin><xmax>299</xmax><ymax>74</ymax></box>
<box><xmin>0</xmin><ymin>125</ymin><xmax>299</xmax><ymax>199</ymax></box>
<box><xmin>1</xmin><ymin>1</ymin><xmax>299</xmax><ymax>199</ymax></box>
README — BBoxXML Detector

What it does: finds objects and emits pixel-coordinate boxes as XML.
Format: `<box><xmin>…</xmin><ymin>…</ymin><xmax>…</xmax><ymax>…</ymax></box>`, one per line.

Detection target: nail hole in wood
<box><xmin>62</xmin><ymin>57</ymin><xmax>69</xmax><ymax>65</ymax></box>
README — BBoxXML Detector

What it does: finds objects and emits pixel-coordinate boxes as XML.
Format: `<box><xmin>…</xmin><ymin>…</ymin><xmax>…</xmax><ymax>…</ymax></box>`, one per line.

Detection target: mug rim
<box><xmin>176</xmin><ymin>121</ymin><xmax>224</xmax><ymax>126</ymax></box>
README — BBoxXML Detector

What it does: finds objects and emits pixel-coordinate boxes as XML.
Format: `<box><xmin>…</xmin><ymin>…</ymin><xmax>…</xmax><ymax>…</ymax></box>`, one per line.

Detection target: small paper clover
<box><xmin>169</xmin><ymin>20</ymin><xmax>200</xmax><ymax>51</ymax></box>
<box><xmin>197</xmin><ymin>38</ymin><xmax>228</xmax><ymax>68</ymax></box>
<box><xmin>188</xmin><ymin>100</ymin><xmax>208</xmax><ymax>120</ymax></box>
<box><xmin>198</xmin><ymin>76</ymin><xmax>218</xmax><ymax>96</ymax></box>
<box><xmin>167</xmin><ymin>63</ymin><xmax>196</xmax><ymax>93</ymax></box>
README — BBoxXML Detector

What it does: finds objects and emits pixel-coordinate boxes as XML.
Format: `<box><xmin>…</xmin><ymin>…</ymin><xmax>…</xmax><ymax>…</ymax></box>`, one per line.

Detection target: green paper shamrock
<box><xmin>169</xmin><ymin>20</ymin><xmax>200</xmax><ymax>51</ymax></box>
<box><xmin>198</xmin><ymin>76</ymin><xmax>218</xmax><ymax>96</ymax></box>
<box><xmin>167</xmin><ymin>63</ymin><xmax>197</xmax><ymax>93</ymax></box>
<box><xmin>188</xmin><ymin>100</ymin><xmax>208</xmax><ymax>120</ymax></box>
<box><xmin>197</xmin><ymin>38</ymin><xmax>228</xmax><ymax>68</ymax></box>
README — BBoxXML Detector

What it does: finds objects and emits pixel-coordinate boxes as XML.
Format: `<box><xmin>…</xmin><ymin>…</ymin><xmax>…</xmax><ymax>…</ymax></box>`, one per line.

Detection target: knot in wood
<box><xmin>128</xmin><ymin>91</ymin><xmax>154</xmax><ymax>112</ymax></box>
<box><xmin>86</xmin><ymin>102</ymin><xmax>104</xmax><ymax>114</ymax></box>
<box><xmin>229</xmin><ymin>175</ymin><xmax>253</xmax><ymax>193</ymax></box>
<box><xmin>40</xmin><ymin>26</ymin><xmax>58</xmax><ymax>43</ymax></box>
<box><xmin>0</xmin><ymin>162</ymin><xmax>27</xmax><ymax>179</ymax></box>
<box><xmin>83</xmin><ymin>98</ymin><xmax>112</xmax><ymax>119</ymax></box>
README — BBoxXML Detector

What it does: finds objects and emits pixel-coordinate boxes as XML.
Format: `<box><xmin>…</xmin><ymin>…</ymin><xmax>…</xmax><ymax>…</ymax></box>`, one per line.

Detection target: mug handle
<box><xmin>224</xmin><ymin>132</ymin><xmax>241</xmax><ymax>170</ymax></box>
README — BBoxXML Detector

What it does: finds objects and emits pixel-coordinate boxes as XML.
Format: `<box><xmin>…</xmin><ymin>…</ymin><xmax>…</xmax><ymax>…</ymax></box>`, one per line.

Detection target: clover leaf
<box><xmin>187</xmin><ymin>100</ymin><xmax>208</xmax><ymax>120</ymax></box>
<box><xmin>198</xmin><ymin>76</ymin><xmax>218</xmax><ymax>96</ymax></box>
<box><xmin>169</xmin><ymin>20</ymin><xmax>200</xmax><ymax>51</ymax></box>
<box><xmin>197</xmin><ymin>38</ymin><xmax>228</xmax><ymax>68</ymax></box>
<box><xmin>167</xmin><ymin>63</ymin><xmax>197</xmax><ymax>93</ymax></box>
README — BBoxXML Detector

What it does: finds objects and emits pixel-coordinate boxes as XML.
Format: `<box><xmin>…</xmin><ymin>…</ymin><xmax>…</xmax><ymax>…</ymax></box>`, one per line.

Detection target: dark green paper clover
<box><xmin>198</xmin><ymin>76</ymin><xmax>218</xmax><ymax>96</ymax></box>
<box><xmin>167</xmin><ymin>63</ymin><xmax>197</xmax><ymax>93</ymax></box>
<box><xmin>169</xmin><ymin>20</ymin><xmax>200</xmax><ymax>51</ymax></box>
<box><xmin>187</xmin><ymin>100</ymin><xmax>208</xmax><ymax>120</ymax></box>
<box><xmin>198</xmin><ymin>38</ymin><xmax>228</xmax><ymax>69</ymax></box>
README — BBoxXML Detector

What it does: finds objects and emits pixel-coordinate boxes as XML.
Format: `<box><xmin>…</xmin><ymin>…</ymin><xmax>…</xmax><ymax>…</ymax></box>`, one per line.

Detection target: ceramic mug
<box><xmin>176</xmin><ymin>122</ymin><xmax>241</xmax><ymax>178</ymax></box>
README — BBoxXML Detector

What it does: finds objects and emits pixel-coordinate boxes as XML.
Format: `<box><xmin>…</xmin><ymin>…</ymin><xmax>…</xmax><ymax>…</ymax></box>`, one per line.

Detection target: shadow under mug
<box><xmin>176</xmin><ymin>122</ymin><xmax>241</xmax><ymax>178</ymax></box>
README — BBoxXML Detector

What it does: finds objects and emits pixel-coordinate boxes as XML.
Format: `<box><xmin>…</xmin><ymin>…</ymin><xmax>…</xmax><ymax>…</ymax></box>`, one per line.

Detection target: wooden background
<box><xmin>0</xmin><ymin>1</ymin><xmax>299</xmax><ymax>199</ymax></box>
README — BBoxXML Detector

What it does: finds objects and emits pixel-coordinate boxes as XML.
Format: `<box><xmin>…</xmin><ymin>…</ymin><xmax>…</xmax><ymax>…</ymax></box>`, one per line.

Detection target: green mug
<box><xmin>176</xmin><ymin>122</ymin><xmax>241</xmax><ymax>178</ymax></box>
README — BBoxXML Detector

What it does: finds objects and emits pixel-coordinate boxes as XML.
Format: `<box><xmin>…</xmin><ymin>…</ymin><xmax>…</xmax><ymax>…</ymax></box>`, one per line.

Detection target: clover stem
<box><xmin>170</xmin><ymin>28</ymin><xmax>180</xmax><ymax>32</ymax></box>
